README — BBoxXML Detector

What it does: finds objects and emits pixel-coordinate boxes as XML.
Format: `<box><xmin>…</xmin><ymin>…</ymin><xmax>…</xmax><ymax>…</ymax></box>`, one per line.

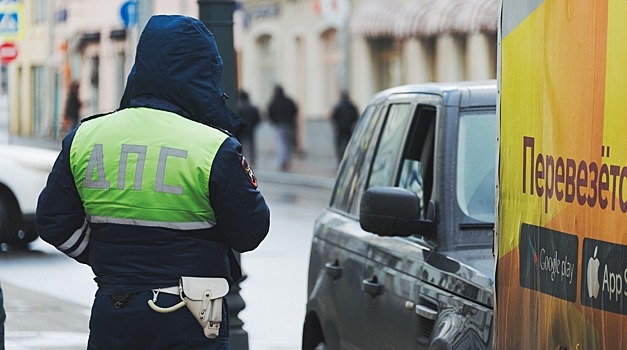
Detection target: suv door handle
<box><xmin>415</xmin><ymin>304</ymin><xmax>438</xmax><ymax>320</ymax></box>
<box><xmin>325</xmin><ymin>260</ymin><xmax>342</xmax><ymax>279</ymax></box>
<box><xmin>362</xmin><ymin>276</ymin><xmax>382</xmax><ymax>296</ymax></box>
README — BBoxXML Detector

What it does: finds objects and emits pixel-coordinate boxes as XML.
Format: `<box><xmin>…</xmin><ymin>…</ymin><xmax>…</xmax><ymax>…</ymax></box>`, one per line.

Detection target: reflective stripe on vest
<box><xmin>70</xmin><ymin>108</ymin><xmax>228</xmax><ymax>230</ymax></box>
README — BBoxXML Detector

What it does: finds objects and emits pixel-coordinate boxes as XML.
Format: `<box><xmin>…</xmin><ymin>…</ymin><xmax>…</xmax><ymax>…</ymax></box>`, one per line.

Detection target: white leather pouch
<box><xmin>180</xmin><ymin>277</ymin><xmax>229</xmax><ymax>339</ymax></box>
<box><xmin>147</xmin><ymin>277</ymin><xmax>229</xmax><ymax>339</ymax></box>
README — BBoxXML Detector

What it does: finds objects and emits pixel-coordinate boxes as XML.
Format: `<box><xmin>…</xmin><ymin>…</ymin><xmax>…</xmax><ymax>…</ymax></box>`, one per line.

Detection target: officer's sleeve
<box><xmin>210</xmin><ymin>137</ymin><xmax>270</xmax><ymax>253</ymax></box>
<box><xmin>36</xmin><ymin>131</ymin><xmax>90</xmax><ymax>264</ymax></box>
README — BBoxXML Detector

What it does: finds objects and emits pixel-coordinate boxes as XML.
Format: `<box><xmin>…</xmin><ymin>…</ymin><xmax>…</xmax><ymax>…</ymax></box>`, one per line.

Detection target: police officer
<box><xmin>36</xmin><ymin>15</ymin><xmax>270</xmax><ymax>349</ymax></box>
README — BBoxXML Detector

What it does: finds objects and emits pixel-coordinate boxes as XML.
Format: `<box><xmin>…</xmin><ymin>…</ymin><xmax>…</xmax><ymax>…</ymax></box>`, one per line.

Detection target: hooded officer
<box><xmin>36</xmin><ymin>15</ymin><xmax>270</xmax><ymax>349</ymax></box>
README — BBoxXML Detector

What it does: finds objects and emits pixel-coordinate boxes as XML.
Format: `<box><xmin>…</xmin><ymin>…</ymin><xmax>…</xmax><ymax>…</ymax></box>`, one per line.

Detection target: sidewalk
<box><xmin>2</xmin><ymin>282</ymin><xmax>90</xmax><ymax>350</ymax></box>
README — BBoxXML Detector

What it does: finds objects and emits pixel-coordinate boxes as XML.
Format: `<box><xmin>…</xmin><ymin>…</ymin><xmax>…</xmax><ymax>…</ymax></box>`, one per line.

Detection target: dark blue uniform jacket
<box><xmin>35</xmin><ymin>15</ymin><xmax>270</xmax><ymax>296</ymax></box>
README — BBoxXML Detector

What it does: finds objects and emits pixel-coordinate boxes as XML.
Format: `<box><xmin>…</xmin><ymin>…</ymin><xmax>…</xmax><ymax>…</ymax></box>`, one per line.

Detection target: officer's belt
<box><xmin>155</xmin><ymin>286</ymin><xmax>180</xmax><ymax>295</ymax></box>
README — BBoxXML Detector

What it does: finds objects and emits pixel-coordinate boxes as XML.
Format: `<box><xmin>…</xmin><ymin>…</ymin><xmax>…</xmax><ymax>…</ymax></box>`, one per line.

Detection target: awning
<box><xmin>351</xmin><ymin>0</ymin><xmax>499</xmax><ymax>39</ymax></box>
<box><xmin>449</xmin><ymin>0</ymin><xmax>499</xmax><ymax>34</ymax></box>
<box><xmin>350</xmin><ymin>0</ymin><xmax>405</xmax><ymax>38</ymax></box>
<box><xmin>395</xmin><ymin>0</ymin><xmax>458</xmax><ymax>38</ymax></box>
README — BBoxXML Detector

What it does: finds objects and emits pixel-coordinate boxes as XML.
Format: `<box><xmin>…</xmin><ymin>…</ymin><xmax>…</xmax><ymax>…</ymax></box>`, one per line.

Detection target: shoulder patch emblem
<box><xmin>241</xmin><ymin>156</ymin><xmax>258</xmax><ymax>188</ymax></box>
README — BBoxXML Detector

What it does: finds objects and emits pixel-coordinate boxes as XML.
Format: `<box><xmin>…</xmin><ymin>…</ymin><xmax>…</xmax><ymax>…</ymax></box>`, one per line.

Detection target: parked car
<box><xmin>0</xmin><ymin>144</ymin><xmax>58</xmax><ymax>246</ymax></box>
<box><xmin>303</xmin><ymin>81</ymin><xmax>496</xmax><ymax>349</ymax></box>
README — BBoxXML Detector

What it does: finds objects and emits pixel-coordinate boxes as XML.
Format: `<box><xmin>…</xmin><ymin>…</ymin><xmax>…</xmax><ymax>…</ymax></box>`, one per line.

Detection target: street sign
<box><xmin>0</xmin><ymin>11</ymin><xmax>18</xmax><ymax>35</ymax></box>
<box><xmin>120</xmin><ymin>0</ymin><xmax>138</xmax><ymax>28</ymax></box>
<box><xmin>0</xmin><ymin>41</ymin><xmax>17</xmax><ymax>64</ymax></box>
<box><xmin>0</xmin><ymin>0</ymin><xmax>22</xmax><ymax>41</ymax></box>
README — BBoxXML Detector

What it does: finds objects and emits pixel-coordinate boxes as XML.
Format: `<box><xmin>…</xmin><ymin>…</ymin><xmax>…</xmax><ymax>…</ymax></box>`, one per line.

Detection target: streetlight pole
<box><xmin>198</xmin><ymin>0</ymin><xmax>237</xmax><ymax>109</ymax></box>
<box><xmin>197</xmin><ymin>2</ymin><xmax>247</xmax><ymax>349</ymax></box>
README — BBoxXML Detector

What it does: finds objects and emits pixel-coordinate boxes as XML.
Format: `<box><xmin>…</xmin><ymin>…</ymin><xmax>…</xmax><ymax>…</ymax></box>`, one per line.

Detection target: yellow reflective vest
<box><xmin>70</xmin><ymin>107</ymin><xmax>228</xmax><ymax>230</ymax></box>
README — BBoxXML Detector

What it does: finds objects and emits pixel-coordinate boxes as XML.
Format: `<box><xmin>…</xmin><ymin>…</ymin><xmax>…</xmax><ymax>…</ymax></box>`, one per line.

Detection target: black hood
<box><xmin>119</xmin><ymin>15</ymin><xmax>246</xmax><ymax>137</ymax></box>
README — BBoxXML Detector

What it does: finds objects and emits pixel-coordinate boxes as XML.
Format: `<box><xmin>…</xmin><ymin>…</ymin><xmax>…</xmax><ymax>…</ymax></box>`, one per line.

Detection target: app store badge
<box><xmin>581</xmin><ymin>238</ymin><xmax>627</xmax><ymax>315</ymax></box>
<box><xmin>519</xmin><ymin>223</ymin><xmax>579</xmax><ymax>302</ymax></box>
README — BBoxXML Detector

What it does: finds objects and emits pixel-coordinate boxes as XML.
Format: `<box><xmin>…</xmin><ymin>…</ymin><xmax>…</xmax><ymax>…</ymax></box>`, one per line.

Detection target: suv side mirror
<box><xmin>359</xmin><ymin>187</ymin><xmax>434</xmax><ymax>238</ymax></box>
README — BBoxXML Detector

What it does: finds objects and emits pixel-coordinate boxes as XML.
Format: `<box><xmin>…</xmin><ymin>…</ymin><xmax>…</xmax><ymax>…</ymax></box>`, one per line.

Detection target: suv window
<box><xmin>365</xmin><ymin>103</ymin><xmax>437</xmax><ymax>220</ymax></box>
<box><xmin>456</xmin><ymin>110</ymin><xmax>496</xmax><ymax>222</ymax></box>
<box><xmin>398</xmin><ymin>105</ymin><xmax>435</xmax><ymax>219</ymax></box>
<box><xmin>368</xmin><ymin>103</ymin><xmax>414</xmax><ymax>188</ymax></box>
<box><xmin>330</xmin><ymin>105</ymin><xmax>384</xmax><ymax>215</ymax></box>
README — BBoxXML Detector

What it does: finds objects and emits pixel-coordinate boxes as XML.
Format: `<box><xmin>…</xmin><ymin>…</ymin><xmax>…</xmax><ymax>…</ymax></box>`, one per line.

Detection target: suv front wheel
<box><xmin>303</xmin><ymin>313</ymin><xmax>327</xmax><ymax>350</ymax></box>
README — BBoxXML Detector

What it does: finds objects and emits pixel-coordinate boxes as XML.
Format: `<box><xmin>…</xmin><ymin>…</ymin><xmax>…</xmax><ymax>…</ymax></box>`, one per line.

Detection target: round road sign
<box><xmin>120</xmin><ymin>0</ymin><xmax>138</xmax><ymax>28</ymax></box>
<box><xmin>0</xmin><ymin>42</ymin><xmax>18</xmax><ymax>64</ymax></box>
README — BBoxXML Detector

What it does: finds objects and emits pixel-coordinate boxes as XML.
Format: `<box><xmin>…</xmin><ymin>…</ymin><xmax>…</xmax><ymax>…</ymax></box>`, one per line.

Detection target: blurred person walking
<box><xmin>267</xmin><ymin>85</ymin><xmax>298</xmax><ymax>171</ymax></box>
<box><xmin>236</xmin><ymin>89</ymin><xmax>261</xmax><ymax>165</ymax></box>
<box><xmin>36</xmin><ymin>15</ymin><xmax>270</xmax><ymax>350</ymax></box>
<box><xmin>63</xmin><ymin>81</ymin><xmax>82</xmax><ymax>133</ymax></box>
<box><xmin>331</xmin><ymin>90</ymin><xmax>359</xmax><ymax>163</ymax></box>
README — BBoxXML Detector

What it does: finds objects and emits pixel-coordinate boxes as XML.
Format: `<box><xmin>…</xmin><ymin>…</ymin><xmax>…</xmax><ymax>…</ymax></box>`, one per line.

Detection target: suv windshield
<box><xmin>456</xmin><ymin>110</ymin><xmax>496</xmax><ymax>223</ymax></box>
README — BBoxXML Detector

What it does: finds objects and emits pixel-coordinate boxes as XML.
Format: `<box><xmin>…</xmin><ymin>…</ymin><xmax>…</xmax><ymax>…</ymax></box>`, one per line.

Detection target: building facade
<box><xmin>237</xmin><ymin>0</ymin><xmax>498</xmax><ymax>120</ymax></box>
<box><xmin>6</xmin><ymin>0</ymin><xmax>197</xmax><ymax>138</ymax></box>
<box><xmin>5</xmin><ymin>0</ymin><xmax>498</xmax><ymax>140</ymax></box>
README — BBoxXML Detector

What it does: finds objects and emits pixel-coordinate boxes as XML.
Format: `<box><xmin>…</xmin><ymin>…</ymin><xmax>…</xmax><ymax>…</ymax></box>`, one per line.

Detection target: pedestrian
<box><xmin>0</xmin><ymin>282</ymin><xmax>4</xmax><ymax>350</ymax></box>
<box><xmin>330</xmin><ymin>90</ymin><xmax>359</xmax><ymax>163</ymax></box>
<box><xmin>63</xmin><ymin>80</ymin><xmax>82</xmax><ymax>132</ymax></box>
<box><xmin>35</xmin><ymin>15</ymin><xmax>270</xmax><ymax>350</ymax></box>
<box><xmin>267</xmin><ymin>85</ymin><xmax>298</xmax><ymax>171</ymax></box>
<box><xmin>236</xmin><ymin>89</ymin><xmax>261</xmax><ymax>165</ymax></box>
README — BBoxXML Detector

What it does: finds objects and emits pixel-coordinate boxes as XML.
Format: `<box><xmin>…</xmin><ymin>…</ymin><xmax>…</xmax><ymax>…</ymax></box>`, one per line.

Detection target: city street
<box><xmin>1</xmin><ymin>0</ymin><xmax>618</xmax><ymax>347</ymax></box>
<box><xmin>0</xmin><ymin>181</ymin><xmax>332</xmax><ymax>350</ymax></box>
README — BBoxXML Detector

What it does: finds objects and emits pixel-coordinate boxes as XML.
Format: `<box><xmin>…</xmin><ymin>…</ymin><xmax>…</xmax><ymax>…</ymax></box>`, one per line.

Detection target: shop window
<box><xmin>368</xmin><ymin>38</ymin><xmax>403</xmax><ymax>91</ymax></box>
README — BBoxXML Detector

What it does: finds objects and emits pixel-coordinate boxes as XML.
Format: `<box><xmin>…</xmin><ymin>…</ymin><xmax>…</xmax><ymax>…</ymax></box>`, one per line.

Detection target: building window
<box><xmin>0</xmin><ymin>65</ymin><xmax>7</xmax><ymax>94</ymax></box>
<box><xmin>321</xmin><ymin>28</ymin><xmax>339</xmax><ymax>111</ymax></box>
<box><xmin>34</xmin><ymin>0</ymin><xmax>48</xmax><ymax>23</ymax></box>
<box><xmin>32</xmin><ymin>65</ymin><xmax>45</xmax><ymax>135</ymax></box>
<box><xmin>256</xmin><ymin>34</ymin><xmax>276</xmax><ymax>107</ymax></box>
<box><xmin>85</xmin><ymin>55</ymin><xmax>100</xmax><ymax>116</ymax></box>
<box><xmin>369</xmin><ymin>38</ymin><xmax>403</xmax><ymax>91</ymax></box>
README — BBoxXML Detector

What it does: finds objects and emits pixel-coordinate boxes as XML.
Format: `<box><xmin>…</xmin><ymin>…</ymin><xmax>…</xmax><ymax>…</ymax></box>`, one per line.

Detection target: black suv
<box><xmin>303</xmin><ymin>81</ymin><xmax>496</xmax><ymax>350</ymax></box>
